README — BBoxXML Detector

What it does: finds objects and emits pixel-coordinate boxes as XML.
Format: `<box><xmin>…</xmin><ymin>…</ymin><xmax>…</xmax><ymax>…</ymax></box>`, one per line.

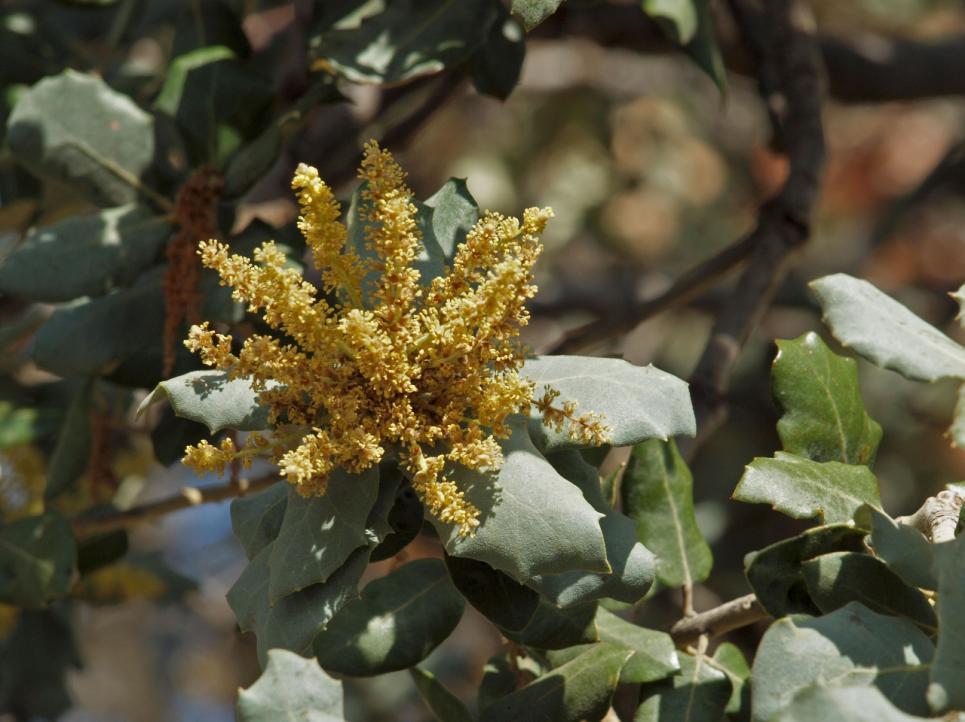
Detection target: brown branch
<box><xmin>669</xmin><ymin>593</ymin><xmax>770</xmax><ymax>647</ymax></box>
<box><xmin>70</xmin><ymin>473</ymin><xmax>279</xmax><ymax>537</ymax></box>
<box><xmin>896</xmin><ymin>490</ymin><xmax>964</xmax><ymax>543</ymax></box>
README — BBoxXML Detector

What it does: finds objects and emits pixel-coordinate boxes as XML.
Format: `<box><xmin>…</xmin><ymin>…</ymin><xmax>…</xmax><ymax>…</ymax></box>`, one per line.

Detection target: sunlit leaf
<box><xmin>927</xmin><ymin>533</ymin><xmax>965</xmax><ymax>713</ymax></box>
<box><xmin>510</xmin><ymin>0</ymin><xmax>565</xmax><ymax>30</ymax></box>
<box><xmin>773</xmin><ymin>685</ymin><xmax>926</xmax><ymax>722</ymax></box>
<box><xmin>137</xmin><ymin>370</ymin><xmax>271</xmax><ymax>434</ymax></box>
<box><xmin>237</xmin><ymin>649</ymin><xmax>344</xmax><ymax>722</ymax></box>
<box><xmin>635</xmin><ymin>650</ymin><xmax>730</xmax><ymax>722</ymax></box>
<box><xmin>596</xmin><ymin>607</ymin><xmax>678</xmax><ymax>684</ymax></box>
<box><xmin>713</xmin><ymin>642</ymin><xmax>751</xmax><ymax>721</ymax></box>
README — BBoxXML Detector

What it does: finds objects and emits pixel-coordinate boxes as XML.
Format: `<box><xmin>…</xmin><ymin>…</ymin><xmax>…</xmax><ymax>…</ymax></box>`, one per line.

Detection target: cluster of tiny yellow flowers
<box><xmin>181</xmin><ymin>141</ymin><xmax>609</xmax><ymax>535</ymax></box>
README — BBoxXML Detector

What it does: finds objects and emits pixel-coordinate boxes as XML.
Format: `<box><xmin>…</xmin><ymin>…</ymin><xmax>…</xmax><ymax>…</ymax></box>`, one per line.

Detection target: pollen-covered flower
<box><xmin>181</xmin><ymin>141</ymin><xmax>609</xmax><ymax>534</ymax></box>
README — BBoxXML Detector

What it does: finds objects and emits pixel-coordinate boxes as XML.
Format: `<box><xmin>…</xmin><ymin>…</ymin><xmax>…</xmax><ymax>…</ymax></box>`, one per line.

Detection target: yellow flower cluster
<box><xmin>182</xmin><ymin>141</ymin><xmax>609</xmax><ymax>534</ymax></box>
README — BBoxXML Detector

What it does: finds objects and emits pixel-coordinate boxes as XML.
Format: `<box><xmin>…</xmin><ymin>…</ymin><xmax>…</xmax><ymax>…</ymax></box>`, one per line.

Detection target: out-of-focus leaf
<box><xmin>751</xmin><ymin>602</ymin><xmax>934</xmax><ymax>721</ymax></box>
<box><xmin>801</xmin><ymin>552</ymin><xmax>937</xmax><ymax>632</ymax></box>
<box><xmin>0</xmin><ymin>205</ymin><xmax>171</xmax><ymax>302</ymax></box>
<box><xmin>772</xmin><ymin>333</ymin><xmax>882</xmax><ymax>465</ymax></box>
<box><xmin>733</xmin><ymin>452</ymin><xmax>881</xmax><ymax>524</ymax></box>
<box><xmin>928</xmin><ymin>533</ymin><xmax>965</xmax><ymax>713</ymax></box>
<box><xmin>445</xmin><ymin>554</ymin><xmax>539</xmax><ymax>632</ymax></box>
<box><xmin>410</xmin><ymin>667</ymin><xmax>473</xmax><ymax>722</ymax></box>
<box><xmin>810</xmin><ymin>274</ymin><xmax>965</xmax><ymax>382</ymax></box>
<box><xmin>951</xmin><ymin>385</ymin><xmax>965</xmax><ymax>448</ymax></box>
<box><xmin>313</xmin><ymin>559</ymin><xmax>464</xmax><ymax>676</ymax></box>
<box><xmin>524</xmin><ymin>356</ymin><xmax>695</xmax><ymax>453</ymax></box>
<box><xmin>511</xmin><ymin>0</ymin><xmax>564</xmax><ymax>30</ymax></box>
<box><xmin>237</xmin><ymin>649</ymin><xmax>344</xmax><ymax>722</ymax></box>
<box><xmin>680</xmin><ymin>0</ymin><xmax>725</xmax><ymax>92</ymax></box>
<box><xmin>856</xmin><ymin>504</ymin><xmax>936</xmax><ymax>590</ymax></box>
<box><xmin>72</xmin><ymin>554</ymin><xmax>196</xmax><ymax>605</ymax></box>
<box><xmin>471</xmin><ymin>9</ymin><xmax>525</xmax><ymax>99</ymax></box>
<box><xmin>635</xmin><ymin>650</ymin><xmax>731</xmax><ymax>722</ymax></box>
<box><xmin>773</xmin><ymin>686</ymin><xmax>927</xmax><ymax>722</ymax></box>
<box><xmin>744</xmin><ymin>523</ymin><xmax>867</xmax><ymax>617</ymax></box>
<box><xmin>7</xmin><ymin>70</ymin><xmax>155</xmax><ymax>207</ymax></box>
<box><xmin>480</xmin><ymin>643</ymin><xmax>632</xmax><ymax>722</ymax></box>
<box><xmin>596</xmin><ymin>607</ymin><xmax>678</xmax><ymax>684</ymax></box>
<box><xmin>0</xmin><ymin>512</ymin><xmax>76</xmax><ymax>608</ymax></box>
<box><xmin>172</xmin><ymin>1</ymin><xmax>250</xmax><ymax>59</ymax></box>
<box><xmin>643</xmin><ymin>0</ymin><xmax>698</xmax><ymax>44</ymax></box>
<box><xmin>45</xmin><ymin>378</ymin><xmax>93</xmax><ymax>498</ymax></box>
<box><xmin>75</xmin><ymin>530</ymin><xmax>128</xmax><ymax>575</ymax></box>
<box><xmin>137</xmin><ymin>370</ymin><xmax>270</xmax><ymax>434</ymax></box>
<box><xmin>311</xmin><ymin>0</ymin><xmax>497</xmax><ymax>84</ymax></box>
<box><xmin>714</xmin><ymin>642</ymin><xmax>751</xmax><ymax>721</ymax></box>
<box><xmin>622</xmin><ymin>439</ymin><xmax>711</xmax><ymax>589</ymax></box>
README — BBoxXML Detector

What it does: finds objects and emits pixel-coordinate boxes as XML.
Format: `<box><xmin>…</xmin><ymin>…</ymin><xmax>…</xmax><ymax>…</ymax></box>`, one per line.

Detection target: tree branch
<box><xmin>669</xmin><ymin>593</ymin><xmax>769</xmax><ymax>647</ymax></box>
<box><xmin>70</xmin><ymin>473</ymin><xmax>279</xmax><ymax>537</ymax></box>
<box><xmin>896</xmin><ymin>489</ymin><xmax>964</xmax><ymax>543</ymax></box>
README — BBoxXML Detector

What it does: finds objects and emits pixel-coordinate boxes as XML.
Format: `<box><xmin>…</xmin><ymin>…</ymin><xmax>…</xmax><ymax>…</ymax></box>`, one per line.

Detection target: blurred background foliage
<box><xmin>0</xmin><ymin>0</ymin><xmax>963</xmax><ymax>720</ymax></box>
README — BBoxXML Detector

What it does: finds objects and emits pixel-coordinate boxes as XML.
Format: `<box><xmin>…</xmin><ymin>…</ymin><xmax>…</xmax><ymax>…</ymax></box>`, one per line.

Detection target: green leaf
<box><xmin>478</xmin><ymin>650</ymin><xmax>547</xmax><ymax>710</ymax></box>
<box><xmin>311</xmin><ymin>0</ymin><xmax>498</xmax><ymax>84</ymax></box>
<box><xmin>0</xmin><ymin>205</ymin><xmax>172</xmax><ymax>302</ymax></box>
<box><xmin>416</xmin><ymin>178</ymin><xmax>480</xmax><ymax>268</ymax></box>
<box><xmin>596</xmin><ymin>608</ymin><xmax>679</xmax><ymax>684</ymax></box>
<box><xmin>751</xmin><ymin>602</ymin><xmax>934</xmax><ymax>720</ymax></box>
<box><xmin>523</xmin><ymin>355</ymin><xmax>696</xmax><ymax>453</ymax></box>
<box><xmin>810</xmin><ymin>273</ymin><xmax>965</xmax><ymax>382</ymax></box>
<box><xmin>635</xmin><ymin>650</ymin><xmax>731</xmax><ymax>722</ymax></box>
<box><xmin>622</xmin><ymin>439</ymin><xmax>712</xmax><ymax>589</ymax></box>
<box><xmin>801</xmin><ymin>552</ymin><xmax>937</xmax><ymax>632</ymax></box>
<box><xmin>772</xmin><ymin>333</ymin><xmax>882</xmax><ymax>465</ymax></box>
<box><xmin>856</xmin><ymin>504</ymin><xmax>936</xmax><ymax>590</ymax></box>
<box><xmin>744</xmin><ymin>523</ymin><xmax>867</xmax><ymax>617</ymax></box>
<box><xmin>227</xmin><ymin>543</ymin><xmax>369</xmax><ymax>666</ymax></box>
<box><xmin>680</xmin><ymin>0</ymin><xmax>726</xmax><ymax>92</ymax></box>
<box><xmin>7</xmin><ymin>70</ymin><xmax>156</xmax><ymax>207</ymax></box>
<box><xmin>927</xmin><ymin>532</ymin><xmax>965</xmax><ymax>713</ymax></box>
<box><xmin>470</xmin><ymin>10</ymin><xmax>525</xmax><ymax>100</ymax></box>
<box><xmin>733</xmin><ymin>452</ymin><xmax>881</xmax><ymax>524</ymax></box>
<box><xmin>230</xmin><ymin>482</ymin><xmax>288</xmax><ymax>560</ymax></box>
<box><xmin>237</xmin><ymin>649</ymin><xmax>345</xmax><ymax>722</ymax></box>
<box><xmin>430</xmin><ymin>418</ymin><xmax>607</xmax><ymax>584</ymax></box>
<box><xmin>0</xmin><ymin>512</ymin><xmax>76</xmax><ymax>608</ymax></box>
<box><xmin>138</xmin><ymin>370</ymin><xmax>271</xmax><ymax>434</ymax></box>
<box><xmin>445</xmin><ymin>554</ymin><xmax>540</xmax><ymax>632</ymax></box>
<box><xmin>370</xmin><ymin>478</ymin><xmax>424</xmax><ymax>562</ymax></box>
<box><xmin>951</xmin><ymin>384</ymin><xmax>965</xmax><ymax>448</ymax></box>
<box><xmin>410</xmin><ymin>667</ymin><xmax>473</xmax><ymax>722</ymax></box>
<box><xmin>480</xmin><ymin>643</ymin><xmax>632</xmax><ymax>722</ymax></box>
<box><xmin>713</xmin><ymin>642</ymin><xmax>751</xmax><ymax>721</ymax></box>
<box><xmin>643</xmin><ymin>0</ymin><xmax>698</xmax><ymax>44</ymax></box>
<box><xmin>45</xmin><ymin>378</ymin><xmax>94</xmax><ymax>498</ymax></box>
<box><xmin>502</xmin><ymin>600</ymin><xmax>599</xmax><ymax>650</ymax></box>
<box><xmin>773</xmin><ymin>685</ymin><xmax>927</xmax><ymax>722</ymax></box>
<box><xmin>313</xmin><ymin>559</ymin><xmax>464</xmax><ymax>676</ymax></box>
<box><xmin>268</xmin><ymin>467</ymin><xmax>379</xmax><ymax>603</ymax></box>
<box><xmin>511</xmin><ymin>0</ymin><xmax>565</xmax><ymax>31</ymax></box>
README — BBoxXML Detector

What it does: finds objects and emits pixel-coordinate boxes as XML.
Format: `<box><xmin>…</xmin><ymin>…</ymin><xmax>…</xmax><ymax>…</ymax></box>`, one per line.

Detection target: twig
<box><xmin>70</xmin><ymin>473</ymin><xmax>279</xmax><ymax>537</ymax></box>
<box><xmin>896</xmin><ymin>490</ymin><xmax>963</xmax><ymax>543</ymax></box>
<box><xmin>669</xmin><ymin>593</ymin><xmax>769</xmax><ymax>647</ymax></box>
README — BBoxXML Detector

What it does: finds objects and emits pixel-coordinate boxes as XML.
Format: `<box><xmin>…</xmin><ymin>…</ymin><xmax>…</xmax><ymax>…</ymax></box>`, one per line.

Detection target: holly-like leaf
<box><xmin>445</xmin><ymin>554</ymin><xmax>540</xmax><ymax>632</ymax></box>
<box><xmin>773</xmin><ymin>685</ymin><xmax>926</xmax><ymax>722</ymax></box>
<box><xmin>0</xmin><ymin>205</ymin><xmax>172</xmax><ymax>303</ymax></box>
<box><xmin>230</xmin><ymin>482</ymin><xmax>288</xmax><ymax>560</ymax></box>
<box><xmin>471</xmin><ymin>9</ymin><xmax>526</xmax><ymax>99</ymax></box>
<box><xmin>45</xmin><ymin>378</ymin><xmax>93</xmax><ymax>498</ymax></box>
<box><xmin>801</xmin><ymin>552</ymin><xmax>937</xmax><ymax>632</ymax></box>
<box><xmin>137</xmin><ymin>370</ymin><xmax>271</xmax><ymax>434</ymax></box>
<box><xmin>635</xmin><ymin>650</ymin><xmax>731</xmax><ymax>722</ymax></box>
<box><xmin>810</xmin><ymin>274</ymin><xmax>965</xmax><ymax>382</ymax></box>
<box><xmin>480</xmin><ymin>643</ymin><xmax>632</xmax><ymax>722</ymax></box>
<box><xmin>416</xmin><ymin>178</ymin><xmax>480</xmax><ymax>267</ymax></box>
<box><xmin>0</xmin><ymin>512</ymin><xmax>76</xmax><ymax>608</ymax></box>
<box><xmin>856</xmin><ymin>504</ymin><xmax>937</xmax><ymax>591</ymax></box>
<box><xmin>237</xmin><ymin>649</ymin><xmax>344</xmax><ymax>722</ymax></box>
<box><xmin>927</xmin><ymin>532</ymin><xmax>965</xmax><ymax>713</ymax></box>
<box><xmin>622</xmin><ymin>439</ymin><xmax>712</xmax><ymax>589</ymax></box>
<box><xmin>430</xmin><ymin>419</ymin><xmax>608</xmax><ymax>584</ymax></box>
<box><xmin>751</xmin><ymin>602</ymin><xmax>934</xmax><ymax>720</ymax></box>
<box><xmin>772</xmin><ymin>333</ymin><xmax>882</xmax><ymax>465</ymax></box>
<box><xmin>313</xmin><ymin>559</ymin><xmax>464</xmax><ymax>676</ymax></box>
<box><xmin>713</xmin><ymin>642</ymin><xmax>751</xmax><ymax>722</ymax></box>
<box><xmin>744</xmin><ymin>523</ymin><xmax>867</xmax><ymax>617</ymax></box>
<box><xmin>523</xmin><ymin>355</ymin><xmax>696</xmax><ymax>453</ymax></box>
<box><xmin>733</xmin><ymin>452</ymin><xmax>881</xmax><ymax>524</ymax></box>
<box><xmin>7</xmin><ymin>70</ymin><xmax>156</xmax><ymax>207</ymax></box>
<box><xmin>311</xmin><ymin>0</ymin><xmax>498</xmax><ymax>84</ymax></box>
<box><xmin>410</xmin><ymin>667</ymin><xmax>473</xmax><ymax>722</ymax></box>
<box><xmin>510</xmin><ymin>0</ymin><xmax>565</xmax><ymax>30</ymax></box>
<box><xmin>643</xmin><ymin>0</ymin><xmax>698</xmax><ymax>44</ymax></box>
<box><xmin>596</xmin><ymin>607</ymin><xmax>678</xmax><ymax>684</ymax></box>
<box><xmin>268</xmin><ymin>467</ymin><xmax>380</xmax><ymax>603</ymax></box>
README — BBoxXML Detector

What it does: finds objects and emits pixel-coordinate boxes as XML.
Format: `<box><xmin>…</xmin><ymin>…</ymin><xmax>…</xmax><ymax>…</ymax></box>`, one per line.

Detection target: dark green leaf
<box><xmin>801</xmin><ymin>552</ymin><xmax>937</xmax><ymax>632</ymax></box>
<box><xmin>623</xmin><ymin>439</ymin><xmax>712</xmax><ymax>589</ymax></box>
<box><xmin>733</xmin><ymin>452</ymin><xmax>881</xmax><ymax>524</ymax></box>
<box><xmin>481</xmin><ymin>643</ymin><xmax>632</xmax><ymax>722</ymax></box>
<box><xmin>311</xmin><ymin>0</ymin><xmax>498</xmax><ymax>84</ymax></box>
<box><xmin>751</xmin><ymin>602</ymin><xmax>934</xmax><ymax>720</ymax></box>
<box><xmin>471</xmin><ymin>10</ymin><xmax>525</xmax><ymax>99</ymax></box>
<box><xmin>772</xmin><ymin>333</ymin><xmax>882</xmax><ymax>465</ymax></box>
<box><xmin>856</xmin><ymin>504</ymin><xmax>936</xmax><ymax>590</ymax></box>
<box><xmin>268</xmin><ymin>467</ymin><xmax>379</xmax><ymax>603</ymax></box>
<box><xmin>479</xmin><ymin>650</ymin><xmax>545</xmax><ymax>710</ymax></box>
<box><xmin>0</xmin><ymin>512</ymin><xmax>76</xmax><ymax>608</ymax></box>
<box><xmin>149</xmin><ymin>406</ymin><xmax>213</xmax><ymax>467</ymax></box>
<box><xmin>713</xmin><ymin>642</ymin><xmax>750</xmax><ymax>721</ymax></box>
<box><xmin>596</xmin><ymin>607</ymin><xmax>678</xmax><ymax>684</ymax></box>
<box><xmin>76</xmin><ymin>530</ymin><xmax>129</xmax><ymax>575</ymax></box>
<box><xmin>643</xmin><ymin>0</ymin><xmax>698</xmax><ymax>44</ymax></box>
<box><xmin>7</xmin><ymin>70</ymin><xmax>156</xmax><ymax>207</ymax></box>
<box><xmin>744</xmin><ymin>523</ymin><xmax>867</xmax><ymax>617</ymax></box>
<box><xmin>0</xmin><ymin>205</ymin><xmax>172</xmax><ymax>302</ymax></box>
<box><xmin>138</xmin><ymin>370</ymin><xmax>271</xmax><ymax>435</ymax></box>
<box><xmin>810</xmin><ymin>273</ymin><xmax>965</xmax><ymax>382</ymax></box>
<box><xmin>237</xmin><ymin>649</ymin><xmax>344</xmax><ymax>722</ymax></box>
<box><xmin>952</xmin><ymin>384</ymin><xmax>965</xmax><ymax>448</ymax></box>
<box><xmin>927</xmin><ymin>532</ymin><xmax>965</xmax><ymax>713</ymax></box>
<box><xmin>501</xmin><ymin>600</ymin><xmax>599</xmax><ymax>650</ymax></box>
<box><xmin>172</xmin><ymin>1</ymin><xmax>250</xmax><ymax>59</ymax></box>
<box><xmin>445</xmin><ymin>554</ymin><xmax>539</xmax><ymax>632</ymax></box>
<box><xmin>370</xmin><ymin>478</ymin><xmax>424</xmax><ymax>562</ymax></box>
<box><xmin>416</xmin><ymin>178</ymin><xmax>480</xmax><ymax>269</ymax></box>
<box><xmin>524</xmin><ymin>356</ymin><xmax>696</xmax><ymax>453</ymax></box>
<box><xmin>511</xmin><ymin>0</ymin><xmax>565</xmax><ymax>30</ymax></box>
<box><xmin>410</xmin><ymin>667</ymin><xmax>473</xmax><ymax>722</ymax></box>
<box><xmin>313</xmin><ymin>559</ymin><xmax>464</xmax><ymax>676</ymax></box>
<box><xmin>45</xmin><ymin>378</ymin><xmax>93</xmax><ymax>498</ymax></box>
<box><xmin>773</xmin><ymin>685</ymin><xmax>926</xmax><ymax>722</ymax></box>
<box><xmin>635</xmin><ymin>650</ymin><xmax>730</xmax><ymax>722</ymax></box>
<box><xmin>679</xmin><ymin>0</ymin><xmax>726</xmax><ymax>92</ymax></box>
<box><xmin>230</xmin><ymin>481</ymin><xmax>288</xmax><ymax>560</ymax></box>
